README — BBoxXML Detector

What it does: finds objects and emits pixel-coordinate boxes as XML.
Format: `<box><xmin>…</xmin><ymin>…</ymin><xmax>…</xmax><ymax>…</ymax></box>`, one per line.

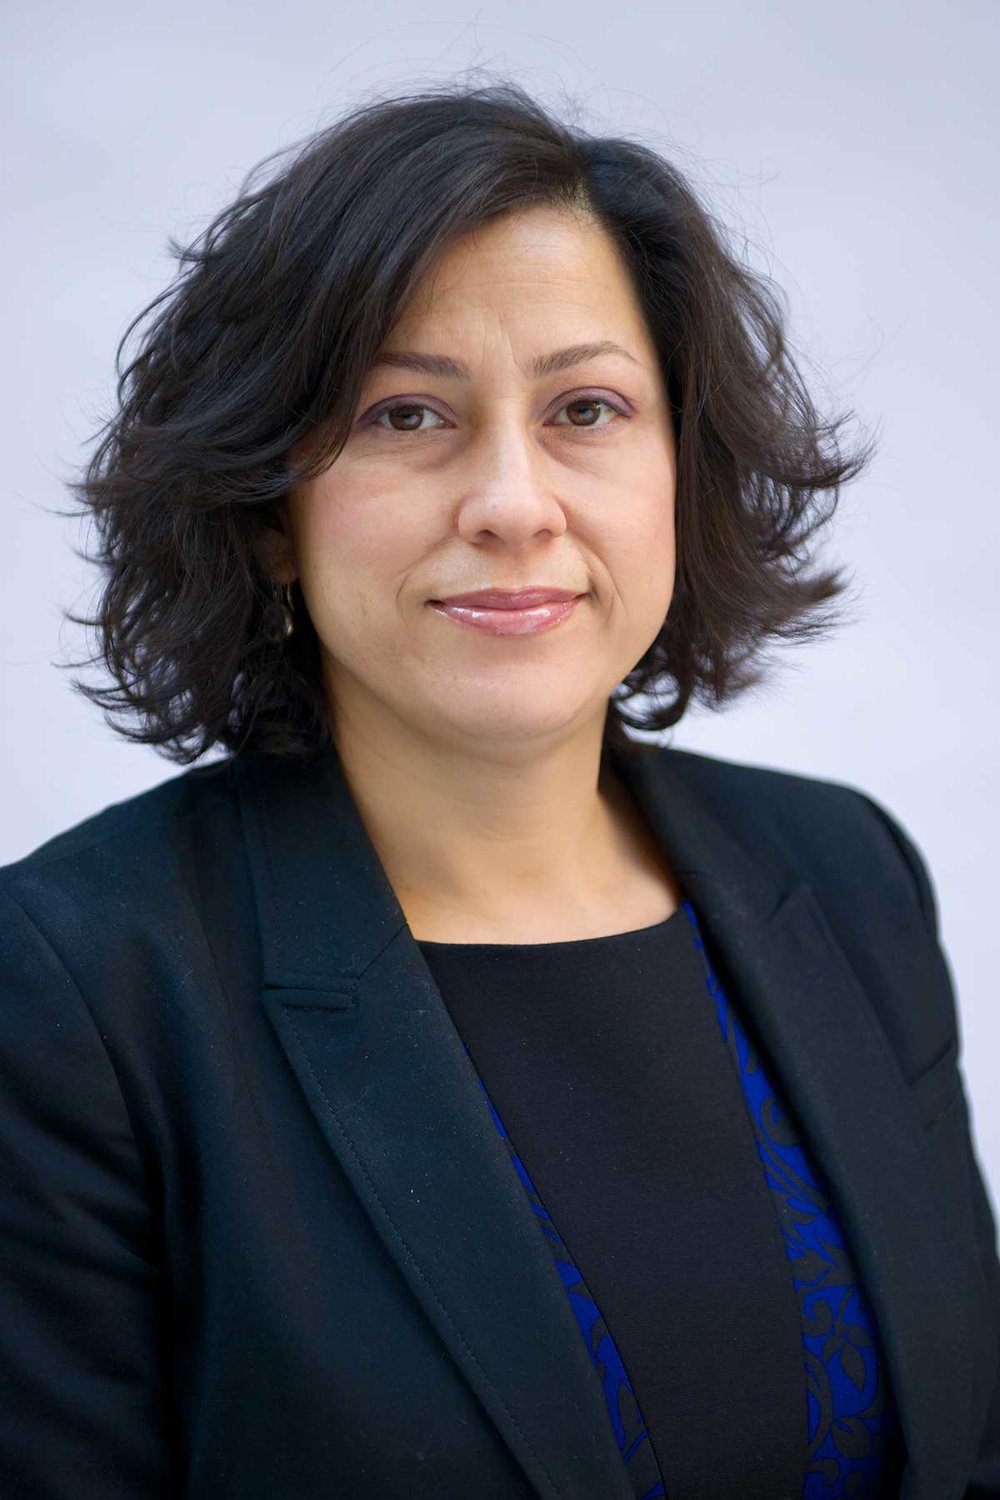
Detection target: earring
<box><xmin>267</xmin><ymin>579</ymin><xmax>296</xmax><ymax>642</ymax></box>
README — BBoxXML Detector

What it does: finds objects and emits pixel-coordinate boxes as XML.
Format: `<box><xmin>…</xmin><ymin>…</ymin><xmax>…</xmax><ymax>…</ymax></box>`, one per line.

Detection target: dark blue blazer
<box><xmin>0</xmin><ymin>738</ymin><xmax>997</xmax><ymax>1499</ymax></box>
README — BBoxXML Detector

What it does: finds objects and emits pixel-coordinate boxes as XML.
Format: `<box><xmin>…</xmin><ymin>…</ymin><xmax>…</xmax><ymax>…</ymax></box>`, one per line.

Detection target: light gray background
<box><xmin>4</xmin><ymin>3</ymin><xmax>997</xmax><ymax>1210</ymax></box>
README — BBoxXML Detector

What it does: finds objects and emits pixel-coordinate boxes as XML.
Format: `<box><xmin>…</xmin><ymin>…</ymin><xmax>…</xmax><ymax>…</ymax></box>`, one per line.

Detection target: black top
<box><xmin>417</xmin><ymin>901</ymin><xmax>906</xmax><ymax>1500</ymax></box>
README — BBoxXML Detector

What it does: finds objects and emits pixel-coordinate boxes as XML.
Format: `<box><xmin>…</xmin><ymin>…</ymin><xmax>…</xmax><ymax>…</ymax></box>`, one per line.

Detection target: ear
<box><xmin>253</xmin><ymin>504</ymin><xmax>298</xmax><ymax>587</ymax></box>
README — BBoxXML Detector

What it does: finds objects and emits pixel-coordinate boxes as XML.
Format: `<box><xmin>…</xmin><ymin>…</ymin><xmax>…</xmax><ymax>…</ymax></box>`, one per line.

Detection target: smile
<box><xmin>427</xmin><ymin>597</ymin><xmax>582</xmax><ymax>636</ymax></box>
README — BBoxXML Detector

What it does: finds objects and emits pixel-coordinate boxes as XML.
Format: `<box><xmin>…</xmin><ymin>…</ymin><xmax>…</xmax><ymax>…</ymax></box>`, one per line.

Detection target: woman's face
<box><xmin>281</xmin><ymin>204</ymin><xmax>677</xmax><ymax>758</ymax></box>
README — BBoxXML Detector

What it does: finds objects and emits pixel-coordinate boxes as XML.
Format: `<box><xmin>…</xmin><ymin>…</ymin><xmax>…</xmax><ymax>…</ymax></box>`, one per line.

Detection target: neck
<box><xmin>330</xmin><ymin>712</ymin><xmax>639</xmax><ymax>937</ymax></box>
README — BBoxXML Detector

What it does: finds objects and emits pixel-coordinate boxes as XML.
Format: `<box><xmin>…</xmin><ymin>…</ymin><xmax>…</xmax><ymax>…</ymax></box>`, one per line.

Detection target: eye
<box><xmin>550</xmin><ymin>395</ymin><xmax>627</xmax><ymax>430</ymax></box>
<box><xmin>369</xmin><ymin>402</ymin><xmax>448</xmax><ymax>434</ymax></box>
<box><xmin>363</xmin><ymin>392</ymin><xmax>630</xmax><ymax>436</ymax></box>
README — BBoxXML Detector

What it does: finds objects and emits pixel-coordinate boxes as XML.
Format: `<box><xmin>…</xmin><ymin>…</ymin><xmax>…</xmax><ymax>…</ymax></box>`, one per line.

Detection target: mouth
<box><xmin>427</xmin><ymin>594</ymin><xmax>584</xmax><ymax>636</ymax></box>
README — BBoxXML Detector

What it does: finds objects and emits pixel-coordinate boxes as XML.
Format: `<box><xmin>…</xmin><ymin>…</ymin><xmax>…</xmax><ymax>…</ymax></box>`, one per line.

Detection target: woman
<box><xmin>0</xmin><ymin>79</ymin><xmax>996</xmax><ymax>1500</ymax></box>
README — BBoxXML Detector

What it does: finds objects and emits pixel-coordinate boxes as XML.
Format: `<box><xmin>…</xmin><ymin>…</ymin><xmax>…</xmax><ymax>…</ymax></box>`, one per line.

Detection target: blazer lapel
<box><xmin>235</xmin><ymin>739</ymin><xmax>977</xmax><ymax>1500</ymax></box>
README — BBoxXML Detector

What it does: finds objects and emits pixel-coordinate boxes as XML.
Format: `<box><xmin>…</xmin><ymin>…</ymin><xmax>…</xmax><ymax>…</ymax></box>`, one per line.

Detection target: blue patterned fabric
<box><xmin>457</xmin><ymin>897</ymin><xmax>904</xmax><ymax>1499</ymax></box>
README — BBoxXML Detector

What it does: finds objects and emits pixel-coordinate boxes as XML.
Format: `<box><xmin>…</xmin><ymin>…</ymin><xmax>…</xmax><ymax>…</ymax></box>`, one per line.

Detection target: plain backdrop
<box><xmin>3</xmin><ymin>2</ymin><xmax>997</xmax><ymax>1214</ymax></box>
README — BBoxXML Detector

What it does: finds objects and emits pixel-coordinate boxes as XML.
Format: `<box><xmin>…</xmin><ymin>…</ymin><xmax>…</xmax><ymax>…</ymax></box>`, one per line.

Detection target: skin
<box><xmin>262</xmin><ymin>203</ymin><xmax>682</xmax><ymax>942</ymax></box>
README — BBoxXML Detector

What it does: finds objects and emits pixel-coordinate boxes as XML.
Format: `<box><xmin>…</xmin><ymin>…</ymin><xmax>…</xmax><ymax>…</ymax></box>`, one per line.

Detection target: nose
<box><xmin>453</xmin><ymin>417</ymin><xmax>570</xmax><ymax>545</ymax></box>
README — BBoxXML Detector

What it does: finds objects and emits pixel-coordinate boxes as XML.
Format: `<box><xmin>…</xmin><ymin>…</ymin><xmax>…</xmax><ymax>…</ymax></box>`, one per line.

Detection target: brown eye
<box><xmin>551</xmin><ymin>397</ymin><xmax>625</xmax><ymax>430</ymax></box>
<box><xmin>371</xmin><ymin>403</ymin><xmax>447</xmax><ymax>432</ymax></box>
<box><xmin>565</xmin><ymin>399</ymin><xmax>603</xmax><ymax>426</ymax></box>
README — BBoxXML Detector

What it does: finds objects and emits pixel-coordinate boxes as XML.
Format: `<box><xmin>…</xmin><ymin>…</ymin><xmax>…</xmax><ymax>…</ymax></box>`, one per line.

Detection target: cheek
<box><xmin>612</xmin><ymin>495</ymin><xmax>676</xmax><ymax>625</ymax></box>
<box><xmin>618</xmin><ymin>489</ymin><xmax>675</xmax><ymax>577</ymax></box>
<box><xmin>296</xmin><ymin>480</ymin><xmax>427</xmax><ymax>622</ymax></box>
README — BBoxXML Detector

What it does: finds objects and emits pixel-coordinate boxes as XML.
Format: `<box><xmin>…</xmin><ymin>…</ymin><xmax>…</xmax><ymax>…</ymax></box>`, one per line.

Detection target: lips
<box><xmin>430</xmin><ymin>588</ymin><xmax>584</xmax><ymax>609</ymax></box>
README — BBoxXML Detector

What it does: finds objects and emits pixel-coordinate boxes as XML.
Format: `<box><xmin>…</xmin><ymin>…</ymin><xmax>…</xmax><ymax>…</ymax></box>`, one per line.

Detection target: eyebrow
<box><xmin>368</xmin><ymin>340</ymin><xmax>642</xmax><ymax>380</ymax></box>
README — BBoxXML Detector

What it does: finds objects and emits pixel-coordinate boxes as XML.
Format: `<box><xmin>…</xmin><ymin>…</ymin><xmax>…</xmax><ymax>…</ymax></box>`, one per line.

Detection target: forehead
<box><xmin>383</xmin><ymin>206</ymin><xmax>653</xmax><ymax>359</ymax></box>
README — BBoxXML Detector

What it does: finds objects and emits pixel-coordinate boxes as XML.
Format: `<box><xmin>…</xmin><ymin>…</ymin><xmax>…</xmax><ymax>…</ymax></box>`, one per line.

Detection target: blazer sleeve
<box><xmin>0</xmin><ymin>882</ymin><xmax>177</xmax><ymax>1498</ymax></box>
<box><xmin>855</xmin><ymin>791</ymin><xmax>1000</xmax><ymax>1498</ymax></box>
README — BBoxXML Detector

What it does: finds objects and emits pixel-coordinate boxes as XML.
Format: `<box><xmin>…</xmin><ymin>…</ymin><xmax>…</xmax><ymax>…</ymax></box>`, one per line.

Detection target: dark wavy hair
<box><xmin>60</xmin><ymin>75</ymin><xmax>878</xmax><ymax>765</ymax></box>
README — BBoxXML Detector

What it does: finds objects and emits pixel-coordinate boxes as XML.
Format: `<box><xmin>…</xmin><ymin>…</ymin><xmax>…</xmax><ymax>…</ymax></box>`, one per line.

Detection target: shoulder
<box><xmin>659</xmin><ymin>740</ymin><xmax>902</xmax><ymax>830</ymax></box>
<box><xmin>653</xmin><ymin>741</ymin><xmax>941</xmax><ymax>937</ymax></box>
<box><xmin>0</xmin><ymin>756</ymin><xmax>243</xmax><ymax>956</ymax></box>
<box><xmin>5</xmin><ymin>756</ymin><xmax>240</xmax><ymax>873</ymax></box>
